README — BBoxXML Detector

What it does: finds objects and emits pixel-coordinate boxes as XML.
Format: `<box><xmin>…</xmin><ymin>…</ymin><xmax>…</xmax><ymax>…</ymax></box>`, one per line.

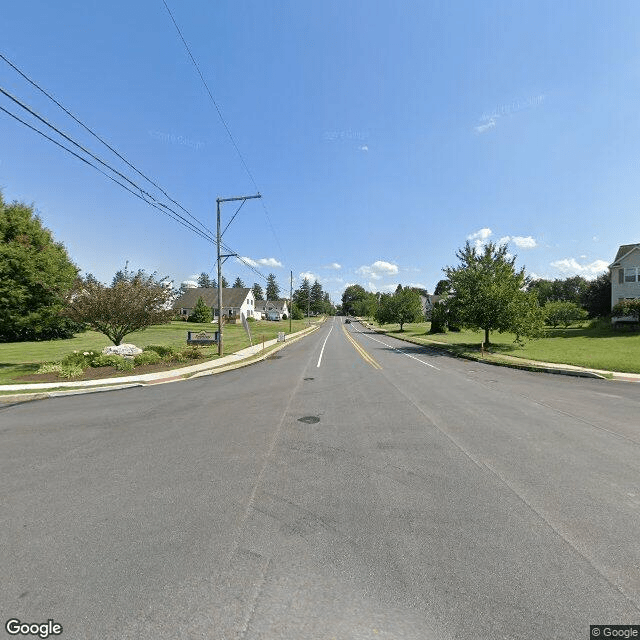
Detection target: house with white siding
<box><xmin>609</xmin><ymin>244</ymin><xmax>640</xmax><ymax>309</ymax></box>
<box><xmin>174</xmin><ymin>287</ymin><xmax>256</xmax><ymax>321</ymax></box>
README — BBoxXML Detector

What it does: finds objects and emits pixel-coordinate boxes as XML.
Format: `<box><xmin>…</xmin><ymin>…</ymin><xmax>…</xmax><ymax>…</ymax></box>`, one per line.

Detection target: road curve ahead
<box><xmin>1</xmin><ymin>317</ymin><xmax>639</xmax><ymax>639</ymax></box>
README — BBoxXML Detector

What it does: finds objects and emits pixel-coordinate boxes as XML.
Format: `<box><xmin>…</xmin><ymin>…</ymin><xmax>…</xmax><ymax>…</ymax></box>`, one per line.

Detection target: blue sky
<box><xmin>2</xmin><ymin>1</ymin><xmax>640</xmax><ymax>301</ymax></box>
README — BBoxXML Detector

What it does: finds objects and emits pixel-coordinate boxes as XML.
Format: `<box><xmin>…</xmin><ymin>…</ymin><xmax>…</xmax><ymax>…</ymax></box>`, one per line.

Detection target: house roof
<box><xmin>610</xmin><ymin>244</ymin><xmax>640</xmax><ymax>267</ymax></box>
<box><xmin>174</xmin><ymin>287</ymin><xmax>251</xmax><ymax>309</ymax></box>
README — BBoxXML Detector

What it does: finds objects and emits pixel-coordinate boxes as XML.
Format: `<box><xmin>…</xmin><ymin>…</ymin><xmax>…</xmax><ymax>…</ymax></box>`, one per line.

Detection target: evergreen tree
<box><xmin>293</xmin><ymin>278</ymin><xmax>311</xmax><ymax>312</ymax></box>
<box><xmin>197</xmin><ymin>272</ymin><xmax>213</xmax><ymax>288</ymax></box>
<box><xmin>0</xmin><ymin>194</ymin><xmax>81</xmax><ymax>341</ymax></box>
<box><xmin>252</xmin><ymin>283</ymin><xmax>264</xmax><ymax>300</ymax></box>
<box><xmin>232</xmin><ymin>276</ymin><xmax>245</xmax><ymax>288</ymax></box>
<box><xmin>266</xmin><ymin>273</ymin><xmax>280</xmax><ymax>300</ymax></box>
<box><xmin>189</xmin><ymin>296</ymin><xmax>213</xmax><ymax>323</ymax></box>
<box><xmin>220</xmin><ymin>275</ymin><xmax>229</xmax><ymax>288</ymax></box>
<box><xmin>310</xmin><ymin>280</ymin><xmax>324</xmax><ymax>314</ymax></box>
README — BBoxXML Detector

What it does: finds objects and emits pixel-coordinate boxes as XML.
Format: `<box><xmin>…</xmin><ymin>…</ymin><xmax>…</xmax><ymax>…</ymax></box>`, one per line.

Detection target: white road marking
<box><xmin>317</xmin><ymin>325</ymin><xmax>334</xmax><ymax>367</ymax></box>
<box><xmin>354</xmin><ymin>324</ymin><xmax>440</xmax><ymax>370</ymax></box>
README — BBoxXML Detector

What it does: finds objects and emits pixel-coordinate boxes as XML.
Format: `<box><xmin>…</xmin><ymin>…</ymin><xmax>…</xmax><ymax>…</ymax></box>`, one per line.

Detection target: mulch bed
<box><xmin>17</xmin><ymin>360</ymin><xmax>205</xmax><ymax>383</ymax></box>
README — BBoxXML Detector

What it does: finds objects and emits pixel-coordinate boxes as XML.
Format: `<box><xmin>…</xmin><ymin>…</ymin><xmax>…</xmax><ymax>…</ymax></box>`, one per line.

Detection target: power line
<box><xmin>1</xmin><ymin>53</ymin><xmax>270</xmax><ymax>281</ymax></box>
<box><xmin>0</xmin><ymin>52</ymin><xmax>215</xmax><ymax>239</ymax></box>
<box><xmin>0</xmin><ymin>100</ymin><xmax>218</xmax><ymax>245</ymax></box>
<box><xmin>161</xmin><ymin>0</ymin><xmax>285</xmax><ymax>256</ymax></box>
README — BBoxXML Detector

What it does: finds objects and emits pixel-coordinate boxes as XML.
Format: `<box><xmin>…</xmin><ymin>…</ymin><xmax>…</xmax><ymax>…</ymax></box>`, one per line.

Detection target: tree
<box><xmin>220</xmin><ymin>275</ymin><xmax>229</xmax><ymax>288</ymax></box>
<box><xmin>232</xmin><ymin>276</ymin><xmax>245</xmax><ymax>288</ymax></box>
<box><xmin>293</xmin><ymin>277</ymin><xmax>311</xmax><ymax>313</ymax></box>
<box><xmin>581</xmin><ymin>273</ymin><xmax>611</xmax><ymax>318</ymax></box>
<box><xmin>434</xmin><ymin>279</ymin><xmax>450</xmax><ymax>296</ymax></box>
<box><xmin>310</xmin><ymin>280</ymin><xmax>324</xmax><ymax>314</ymax></box>
<box><xmin>341</xmin><ymin>284</ymin><xmax>366</xmax><ymax>315</ymax></box>
<box><xmin>252</xmin><ymin>283</ymin><xmax>264</xmax><ymax>300</ymax></box>
<box><xmin>189</xmin><ymin>296</ymin><xmax>213</xmax><ymax>323</ymax></box>
<box><xmin>543</xmin><ymin>301</ymin><xmax>587</xmax><ymax>328</ymax></box>
<box><xmin>266</xmin><ymin>273</ymin><xmax>280</xmax><ymax>300</ymax></box>
<box><xmin>290</xmin><ymin>302</ymin><xmax>304</xmax><ymax>320</ymax></box>
<box><xmin>375</xmin><ymin>287</ymin><xmax>423</xmax><ymax>331</ymax></box>
<box><xmin>528</xmin><ymin>276</ymin><xmax>588</xmax><ymax>305</ymax></box>
<box><xmin>444</xmin><ymin>241</ymin><xmax>544</xmax><ymax>345</ymax></box>
<box><xmin>0</xmin><ymin>194</ymin><xmax>81</xmax><ymax>342</ymax></box>
<box><xmin>64</xmin><ymin>270</ymin><xmax>174</xmax><ymax>345</ymax></box>
<box><xmin>197</xmin><ymin>272</ymin><xmax>213</xmax><ymax>288</ymax></box>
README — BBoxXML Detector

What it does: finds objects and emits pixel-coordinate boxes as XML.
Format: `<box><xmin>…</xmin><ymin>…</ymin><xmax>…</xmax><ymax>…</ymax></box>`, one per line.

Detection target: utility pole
<box><xmin>216</xmin><ymin>193</ymin><xmax>261</xmax><ymax>356</ymax></box>
<box><xmin>289</xmin><ymin>270</ymin><xmax>293</xmax><ymax>333</ymax></box>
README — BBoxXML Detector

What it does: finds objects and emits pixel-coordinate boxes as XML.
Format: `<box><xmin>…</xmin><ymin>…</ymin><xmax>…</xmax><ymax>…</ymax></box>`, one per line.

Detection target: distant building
<box><xmin>254</xmin><ymin>299</ymin><xmax>289</xmax><ymax>320</ymax></box>
<box><xmin>174</xmin><ymin>287</ymin><xmax>255</xmax><ymax>320</ymax></box>
<box><xmin>609</xmin><ymin>244</ymin><xmax>640</xmax><ymax>309</ymax></box>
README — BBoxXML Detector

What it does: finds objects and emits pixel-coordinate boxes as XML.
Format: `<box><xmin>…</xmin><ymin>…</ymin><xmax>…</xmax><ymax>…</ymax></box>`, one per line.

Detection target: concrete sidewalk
<box><xmin>357</xmin><ymin>319</ymin><xmax>640</xmax><ymax>383</ymax></box>
<box><xmin>0</xmin><ymin>324</ymin><xmax>320</xmax><ymax>403</ymax></box>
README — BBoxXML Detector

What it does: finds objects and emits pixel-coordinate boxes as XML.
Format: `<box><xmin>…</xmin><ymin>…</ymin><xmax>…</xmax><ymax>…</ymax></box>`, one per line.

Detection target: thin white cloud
<box><xmin>474</xmin><ymin>119</ymin><xmax>496</xmax><ymax>134</ymax></box>
<box><xmin>368</xmin><ymin>282</ymin><xmax>397</xmax><ymax>293</ymax></box>
<box><xmin>357</xmin><ymin>260</ymin><xmax>399</xmax><ymax>280</ymax></box>
<box><xmin>299</xmin><ymin>271</ymin><xmax>318</xmax><ymax>282</ymax></box>
<box><xmin>550</xmin><ymin>258</ymin><xmax>609</xmax><ymax>280</ymax></box>
<box><xmin>238</xmin><ymin>256</ymin><xmax>283</xmax><ymax>269</ymax></box>
<box><xmin>497</xmin><ymin>236</ymin><xmax>510</xmax><ymax>246</ymax></box>
<box><xmin>181</xmin><ymin>280</ymin><xmax>197</xmax><ymax>288</ymax></box>
<box><xmin>359</xmin><ymin>145</ymin><xmax>369</xmax><ymax>152</ymax></box>
<box><xmin>406</xmin><ymin>282</ymin><xmax>428</xmax><ymax>290</ymax></box>
<box><xmin>323</xmin><ymin>262</ymin><xmax>342</xmax><ymax>270</ymax></box>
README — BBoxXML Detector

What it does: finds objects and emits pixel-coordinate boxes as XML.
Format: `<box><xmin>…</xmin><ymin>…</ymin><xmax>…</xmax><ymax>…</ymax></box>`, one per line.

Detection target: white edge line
<box><xmin>356</xmin><ymin>326</ymin><xmax>440</xmax><ymax>370</ymax></box>
<box><xmin>317</xmin><ymin>325</ymin><xmax>334</xmax><ymax>368</ymax></box>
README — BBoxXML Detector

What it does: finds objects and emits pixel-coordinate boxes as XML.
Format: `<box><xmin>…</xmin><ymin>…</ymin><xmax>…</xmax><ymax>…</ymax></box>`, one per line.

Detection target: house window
<box><xmin>625</xmin><ymin>268</ymin><xmax>638</xmax><ymax>283</ymax></box>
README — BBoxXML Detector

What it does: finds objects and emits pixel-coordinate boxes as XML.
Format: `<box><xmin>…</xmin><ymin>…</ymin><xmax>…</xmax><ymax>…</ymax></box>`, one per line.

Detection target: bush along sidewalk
<box><xmin>34</xmin><ymin>345</ymin><xmax>207</xmax><ymax>380</ymax></box>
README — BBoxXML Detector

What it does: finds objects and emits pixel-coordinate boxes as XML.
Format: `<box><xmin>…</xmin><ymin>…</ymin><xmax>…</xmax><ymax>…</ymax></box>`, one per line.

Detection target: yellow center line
<box><xmin>342</xmin><ymin>324</ymin><xmax>382</xmax><ymax>370</ymax></box>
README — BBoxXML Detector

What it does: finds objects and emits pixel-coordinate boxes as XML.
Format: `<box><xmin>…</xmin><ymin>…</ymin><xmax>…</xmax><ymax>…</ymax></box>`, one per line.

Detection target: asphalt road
<box><xmin>1</xmin><ymin>317</ymin><xmax>639</xmax><ymax>639</ymax></box>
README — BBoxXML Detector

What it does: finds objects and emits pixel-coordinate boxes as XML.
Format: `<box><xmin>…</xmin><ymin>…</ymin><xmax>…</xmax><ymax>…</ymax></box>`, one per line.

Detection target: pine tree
<box><xmin>188</xmin><ymin>296</ymin><xmax>213</xmax><ymax>323</ymax></box>
<box><xmin>252</xmin><ymin>283</ymin><xmax>264</xmax><ymax>300</ymax></box>
<box><xmin>266</xmin><ymin>273</ymin><xmax>280</xmax><ymax>300</ymax></box>
<box><xmin>233</xmin><ymin>276</ymin><xmax>245</xmax><ymax>288</ymax></box>
<box><xmin>197</xmin><ymin>272</ymin><xmax>212</xmax><ymax>288</ymax></box>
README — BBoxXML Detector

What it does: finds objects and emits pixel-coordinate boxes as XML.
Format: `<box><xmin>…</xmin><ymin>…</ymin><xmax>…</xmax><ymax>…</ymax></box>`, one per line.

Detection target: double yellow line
<box><xmin>342</xmin><ymin>325</ymin><xmax>382</xmax><ymax>369</ymax></box>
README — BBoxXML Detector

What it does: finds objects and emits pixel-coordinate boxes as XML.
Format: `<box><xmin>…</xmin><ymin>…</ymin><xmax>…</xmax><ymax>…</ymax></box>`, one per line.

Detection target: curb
<box><xmin>0</xmin><ymin>324</ymin><xmax>321</xmax><ymax>404</ymax></box>
<box><xmin>357</xmin><ymin>320</ymin><xmax>615</xmax><ymax>382</ymax></box>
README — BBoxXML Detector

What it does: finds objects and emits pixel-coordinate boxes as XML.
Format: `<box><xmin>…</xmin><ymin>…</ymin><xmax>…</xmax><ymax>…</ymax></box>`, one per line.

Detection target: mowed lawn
<box><xmin>367</xmin><ymin>320</ymin><xmax>640</xmax><ymax>374</ymax></box>
<box><xmin>0</xmin><ymin>319</ymin><xmax>313</xmax><ymax>384</ymax></box>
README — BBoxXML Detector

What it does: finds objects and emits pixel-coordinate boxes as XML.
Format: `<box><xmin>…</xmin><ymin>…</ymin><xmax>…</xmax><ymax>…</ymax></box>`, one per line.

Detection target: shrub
<box><xmin>36</xmin><ymin>362</ymin><xmax>63</xmax><ymax>375</ymax></box>
<box><xmin>611</xmin><ymin>299</ymin><xmax>640</xmax><ymax>319</ymax></box>
<box><xmin>61</xmin><ymin>350</ymin><xmax>96</xmax><ymax>368</ymax></box>
<box><xmin>544</xmin><ymin>301</ymin><xmax>588</xmax><ymax>328</ymax></box>
<box><xmin>247</xmin><ymin>316</ymin><xmax>256</xmax><ymax>322</ymax></box>
<box><xmin>90</xmin><ymin>353</ymin><xmax>134</xmax><ymax>371</ymax></box>
<box><xmin>181</xmin><ymin>345</ymin><xmax>206</xmax><ymax>360</ymax></box>
<box><xmin>134</xmin><ymin>351</ymin><xmax>162</xmax><ymax>366</ymax></box>
<box><xmin>143</xmin><ymin>344</ymin><xmax>177</xmax><ymax>358</ymax></box>
<box><xmin>429</xmin><ymin>303</ymin><xmax>448</xmax><ymax>333</ymax></box>
<box><xmin>59</xmin><ymin>363</ymin><xmax>84</xmax><ymax>378</ymax></box>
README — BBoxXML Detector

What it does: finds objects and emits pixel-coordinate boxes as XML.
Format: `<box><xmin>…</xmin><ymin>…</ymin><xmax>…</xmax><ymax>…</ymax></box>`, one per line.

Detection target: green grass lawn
<box><xmin>364</xmin><ymin>319</ymin><xmax>640</xmax><ymax>373</ymax></box>
<box><xmin>0</xmin><ymin>318</ymin><xmax>315</xmax><ymax>384</ymax></box>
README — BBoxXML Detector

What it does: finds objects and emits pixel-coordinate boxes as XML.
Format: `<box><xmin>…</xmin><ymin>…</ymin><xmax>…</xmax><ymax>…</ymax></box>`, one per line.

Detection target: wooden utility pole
<box><xmin>216</xmin><ymin>193</ymin><xmax>261</xmax><ymax>356</ymax></box>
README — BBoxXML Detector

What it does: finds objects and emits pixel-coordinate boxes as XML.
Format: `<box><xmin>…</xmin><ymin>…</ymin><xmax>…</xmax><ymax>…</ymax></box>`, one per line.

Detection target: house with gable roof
<box><xmin>609</xmin><ymin>243</ymin><xmax>640</xmax><ymax>309</ymax></box>
<box><xmin>254</xmin><ymin>299</ymin><xmax>289</xmax><ymax>321</ymax></box>
<box><xmin>174</xmin><ymin>287</ymin><xmax>255</xmax><ymax>321</ymax></box>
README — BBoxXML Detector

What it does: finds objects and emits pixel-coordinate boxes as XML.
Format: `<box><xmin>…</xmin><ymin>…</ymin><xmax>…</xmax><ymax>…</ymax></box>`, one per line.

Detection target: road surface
<box><xmin>2</xmin><ymin>317</ymin><xmax>639</xmax><ymax>639</ymax></box>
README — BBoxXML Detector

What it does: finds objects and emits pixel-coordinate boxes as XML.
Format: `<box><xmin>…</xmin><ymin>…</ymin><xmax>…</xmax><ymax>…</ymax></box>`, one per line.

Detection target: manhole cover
<box><xmin>298</xmin><ymin>416</ymin><xmax>320</xmax><ymax>424</ymax></box>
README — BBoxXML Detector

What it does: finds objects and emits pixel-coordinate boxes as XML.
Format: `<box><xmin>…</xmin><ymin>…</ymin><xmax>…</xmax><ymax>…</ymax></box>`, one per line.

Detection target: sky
<box><xmin>2</xmin><ymin>1</ymin><xmax>640</xmax><ymax>302</ymax></box>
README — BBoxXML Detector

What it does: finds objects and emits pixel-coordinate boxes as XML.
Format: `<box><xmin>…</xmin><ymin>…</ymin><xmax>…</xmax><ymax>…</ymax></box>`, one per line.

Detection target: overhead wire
<box><xmin>0</xmin><ymin>52</ymin><xmax>214</xmax><ymax>239</ymax></box>
<box><xmin>1</xmin><ymin>53</ymin><xmax>271</xmax><ymax>282</ymax></box>
<box><xmin>161</xmin><ymin>0</ymin><xmax>285</xmax><ymax>257</ymax></box>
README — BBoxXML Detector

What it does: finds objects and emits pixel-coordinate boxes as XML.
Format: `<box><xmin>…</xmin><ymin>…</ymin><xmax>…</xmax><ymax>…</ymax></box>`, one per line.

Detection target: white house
<box><xmin>174</xmin><ymin>287</ymin><xmax>256</xmax><ymax>321</ymax></box>
<box><xmin>609</xmin><ymin>244</ymin><xmax>640</xmax><ymax>309</ymax></box>
<box><xmin>254</xmin><ymin>299</ymin><xmax>289</xmax><ymax>321</ymax></box>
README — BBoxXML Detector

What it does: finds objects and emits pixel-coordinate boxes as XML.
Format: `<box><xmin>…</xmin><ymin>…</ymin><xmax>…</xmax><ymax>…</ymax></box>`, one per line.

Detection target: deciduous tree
<box><xmin>65</xmin><ymin>269</ymin><xmax>174</xmax><ymax>345</ymax></box>
<box><xmin>0</xmin><ymin>194</ymin><xmax>81</xmax><ymax>341</ymax></box>
<box><xmin>444</xmin><ymin>241</ymin><xmax>544</xmax><ymax>345</ymax></box>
